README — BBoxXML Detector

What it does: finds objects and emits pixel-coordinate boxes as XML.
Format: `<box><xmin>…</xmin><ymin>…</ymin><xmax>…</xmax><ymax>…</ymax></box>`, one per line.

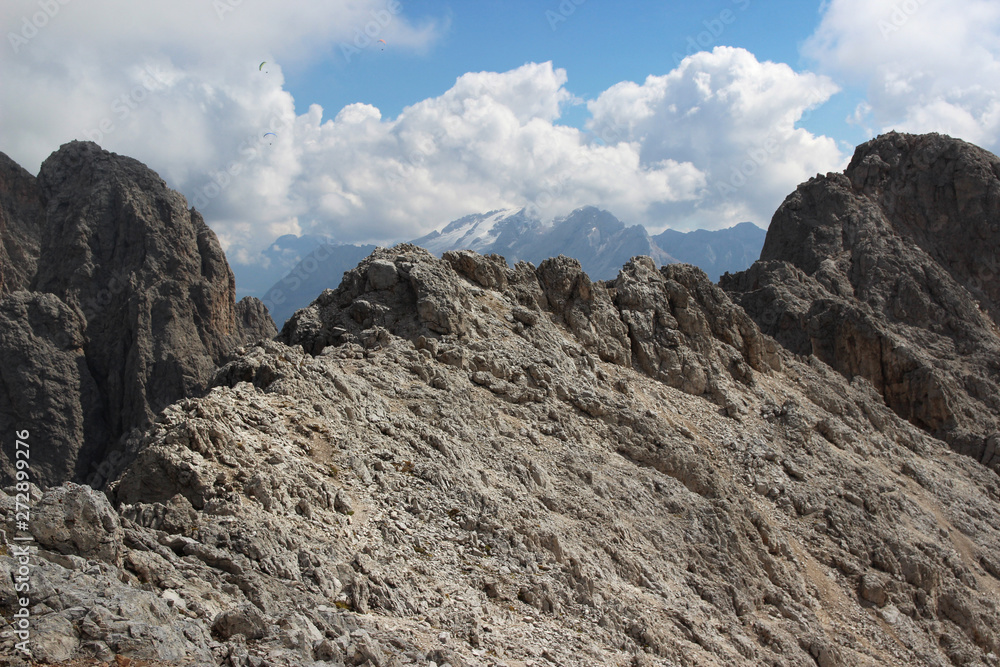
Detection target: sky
<box><xmin>3</xmin><ymin>0</ymin><xmax>1000</xmax><ymax>278</ymax></box>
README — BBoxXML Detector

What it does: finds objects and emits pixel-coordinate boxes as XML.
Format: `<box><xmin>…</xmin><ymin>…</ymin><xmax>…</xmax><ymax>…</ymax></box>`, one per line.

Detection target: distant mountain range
<box><xmin>259</xmin><ymin>206</ymin><xmax>767</xmax><ymax>328</ymax></box>
<box><xmin>235</xmin><ymin>233</ymin><xmax>337</xmax><ymax>300</ymax></box>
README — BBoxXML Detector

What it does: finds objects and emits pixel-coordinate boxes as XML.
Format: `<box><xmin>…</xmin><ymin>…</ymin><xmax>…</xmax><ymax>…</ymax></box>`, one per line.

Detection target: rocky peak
<box><xmin>0</xmin><ymin>141</ymin><xmax>277</xmax><ymax>487</ymax></box>
<box><xmin>724</xmin><ymin>131</ymin><xmax>1000</xmax><ymax>471</ymax></box>
<box><xmin>3</xmin><ymin>134</ymin><xmax>1000</xmax><ymax>667</ymax></box>
<box><xmin>8</xmin><ymin>240</ymin><xmax>1000</xmax><ymax>665</ymax></box>
<box><xmin>277</xmin><ymin>243</ymin><xmax>779</xmax><ymax>413</ymax></box>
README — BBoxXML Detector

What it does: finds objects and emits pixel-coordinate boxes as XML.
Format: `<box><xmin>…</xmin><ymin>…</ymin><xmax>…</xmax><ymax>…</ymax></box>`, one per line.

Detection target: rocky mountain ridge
<box><xmin>260</xmin><ymin>208</ymin><xmax>765</xmax><ymax>329</ymax></box>
<box><xmin>0</xmin><ymin>133</ymin><xmax>999</xmax><ymax>666</ymax></box>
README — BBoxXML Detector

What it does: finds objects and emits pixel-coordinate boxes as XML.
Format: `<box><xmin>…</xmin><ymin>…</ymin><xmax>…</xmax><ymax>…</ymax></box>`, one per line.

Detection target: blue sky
<box><xmin>284</xmin><ymin>1</ymin><xmax>863</xmax><ymax>145</ymax></box>
<box><xmin>2</xmin><ymin>0</ymin><xmax>999</xmax><ymax>281</ymax></box>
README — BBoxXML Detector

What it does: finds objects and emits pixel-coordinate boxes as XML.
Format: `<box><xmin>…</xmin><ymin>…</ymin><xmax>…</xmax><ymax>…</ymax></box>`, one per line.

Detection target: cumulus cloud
<box><xmin>587</xmin><ymin>47</ymin><xmax>843</xmax><ymax>231</ymax></box>
<box><xmin>2</xmin><ymin>3</ymin><xmax>846</xmax><ymax>277</ymax></box>
<box><xmin>804</xmin><ymin>0</ymin><xmax>1000</xmax><ymax>150</ymax></box>
<box><xmin>273</xmin><ymin>62</ymin><xmax>708</xmax><ymax>247</ymax></box>
<box><xmin>0</xmin><ymin>0</ymin><xmax>441</xmax><ymax>174</ymax></box>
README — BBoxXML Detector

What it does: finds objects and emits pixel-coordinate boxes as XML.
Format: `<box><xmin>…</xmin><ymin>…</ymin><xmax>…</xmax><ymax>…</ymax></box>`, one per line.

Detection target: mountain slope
<box><xmin>261</xmin><ymin>242</ymin><xmax>378</xmax><ymax>329</ymax></box>
<box><xmin>233</xmin><ymin>232</ymin><xmax>336</xmax><ymax>300</ymax></box>
<box><xmin>656</xmin><ymin>220</ymin><xmax>767</xmax><ymax>280</ymax></box>
<box><xmin>260</xmin><ymin>209</ymin><xmax>766</xmax><ymax>331</ymax></box>
<box><xmin>723</xmin><ymin>132</ymin><xmax>1000</xmax><ymax>472</ymax></box>
<box><xmin>1</xmin><ymin>134</ymin><xmax>999</xmax><ymax>666</ymax></box>
<box><xmin>4</xmin><ymin>242</ymin><xmax>999</xmax><ymax>666</ymax></box>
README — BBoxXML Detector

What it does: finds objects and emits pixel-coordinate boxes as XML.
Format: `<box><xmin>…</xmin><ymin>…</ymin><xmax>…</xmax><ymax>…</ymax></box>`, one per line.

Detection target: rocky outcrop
<box><xmin>0</xmin><ymin>142</ymin><xmax>277</xmax><ymax>488</ymax></box>
<box><xmin>0</xmin><ymin>293</ymin><xmax>106</xmax><ymax>485</ymax></box>
<box><xmin>723</xmin><ymin>132</ymin><xmax>1000</xmax><ymax>472</ymax></box>
<box><xmin>2</xmin><ymin>134</ymin><xmax>1000</xmax><ymax>667</ymax></box>
<box><xmin>4</xmin><ymin>239</ymin><xmax>1000</xmax><ymax>665</ymax></box>
<box><xmin>279</xmin><ymin>245</ymin><xmax>776</xmax><ymax>411</ymax></box>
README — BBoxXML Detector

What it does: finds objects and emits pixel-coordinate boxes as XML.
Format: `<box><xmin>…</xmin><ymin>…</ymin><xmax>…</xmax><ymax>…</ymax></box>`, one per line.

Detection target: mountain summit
<box><xmin>0</xmin><ymin>141</ymin><xmax>276</xmax><ymax>488</ymax></box>
<box><xmin>412</xmin><ymin>205</ymin><xmax>766</xmax><ymax>282</ymax></box>
<box><xmin>724</xmin><ymin>131</ymin><xmax>1000</xmax><ymax>472</ymax></box>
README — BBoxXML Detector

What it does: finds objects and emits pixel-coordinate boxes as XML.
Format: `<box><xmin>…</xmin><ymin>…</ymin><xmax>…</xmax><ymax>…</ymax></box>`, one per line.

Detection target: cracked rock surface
<box><xmin>3</xmin><ymin>238</ymin><xmax>999</xmax><ymax>666</ymax></box>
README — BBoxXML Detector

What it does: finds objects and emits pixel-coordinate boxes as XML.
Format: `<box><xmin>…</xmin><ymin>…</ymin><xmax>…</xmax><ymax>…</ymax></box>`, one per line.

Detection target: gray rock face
<box><xmin>1</xmin><ymin>133</ymin><xmax>999</xmax><ymax>667</ymax></box>
<box><xmin>31</xmin><ymin>483</ymin><xmax>124</xmax><ymax>567</ymax></box>
<box><xmin>0</xmin><ymin>142</ymin><xmax>277</xmax><ymax>488</ymax></box>
<box><xmin>0</xmin><ymin>292</ymin><xmax>107</xmax><ymax>485</ymax></box>
<box><xmin>279</xmin><ymin>244</ymin><xmax>771</xmax><ymax>409</ymax></box>
<box><xmin>0</xmin><ymin>152</ymin><xmax>43</xmax><ymax>296</ymax></box>
<box><xmin>723</xmin><ymin>132</ymin><xmax>1000</xmax><ymax>471</ymax></box>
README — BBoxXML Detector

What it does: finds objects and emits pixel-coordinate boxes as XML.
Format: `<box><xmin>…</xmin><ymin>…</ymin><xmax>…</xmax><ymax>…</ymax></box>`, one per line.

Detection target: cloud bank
<box><xmin>805</xmin><ymin>0</ymin><xmax>1000</xmax><ymax>151</ymax></box>
<box><xmin>3</xmin><ymin>2</ymin><xmax>849</xmax><ymax>269</ymax></box>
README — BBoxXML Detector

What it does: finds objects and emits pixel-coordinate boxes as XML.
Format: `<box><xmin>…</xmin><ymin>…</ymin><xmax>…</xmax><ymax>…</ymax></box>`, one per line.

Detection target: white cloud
<box><xmin>804</xmin><ymin>0</ymin><xmax>1000</xmax><ymax>150</ymax></box>
<box><xmin>587</xmin><ymin>47</ymin><xmax>843</xmax><ymax>232</ymax></box>
<box><xmin>273</xmin><ymin>62</ymin><xmax>708</xmax><ymax>247</ymax></box>
<box><xmin>0</xmin><ymin>0</ymin><xmax>441</xmax><ymax>174</ymax></box>
<box><xmin>2</xmin><ymin>4</ymin><xmax>846</xmax><ymax>277</ymax></box>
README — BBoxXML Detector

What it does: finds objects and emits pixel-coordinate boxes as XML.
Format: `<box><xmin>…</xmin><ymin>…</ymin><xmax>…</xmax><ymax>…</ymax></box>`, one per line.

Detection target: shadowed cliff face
<box><xmin>723</xmin><ymin>132</ymin><xmax>1000</xmax><ymax>471</ymax></box>
<box><xmin>0</xmin><ymin>141</ymin><xmax>276</xmax><ymax>487</ymax></box>
<box><xmin>0</xmin><ymin>152</ymin><xmax>44</xmax><ymax>296</ymax></box>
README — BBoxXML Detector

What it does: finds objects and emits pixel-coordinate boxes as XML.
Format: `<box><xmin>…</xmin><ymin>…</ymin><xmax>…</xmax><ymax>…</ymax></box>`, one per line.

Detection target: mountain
<box><xmin>0</xmin><ymin>141</ymin><xmax>277</xmax><ymax>488</ymax></box>
<box><xmin>0</xmin><ymin>151</ymin><xmax>43</xmax><ymax>295</ymax></box>
<box><xmin>261</xmin><ymin>208</ymin><xmax>766</xmax><ymax>331</ymax></box>
<box><xmin>260</xmin><ymin>242</ymin><xmax>378</xmax><ymax>329</ymax></box>
<box><xmin>232</xmin><ymin>233</ymin><xmax>336</xmax><ymax>300</ymax></box>
<box><xmin>656</xmin><ymin>220</ymin><xmax>767</xmax><ymax>280</ymax></box>
<box><xmin>2</xmin><ymin>134</ymin><xmax>1000</xmax><ymax>666</ymax></box>
<box><xmin>723</xmin><ymin>132</ymin><xmax>1000</xmax><ymax>472</ymax></box>
<box><xmin>413</xmin><ymin>205</ymin><xmax>677</xmax><ymax>280</ymax></box>
<box><xmin>413</xmin><ymin>205</ymin><xmax>765</xmax><ymax>281</ymax></box>
<box><xmin>410</xmin><ymin>208</ymin><xmax>536</xmax><ymax>256</ymax></box>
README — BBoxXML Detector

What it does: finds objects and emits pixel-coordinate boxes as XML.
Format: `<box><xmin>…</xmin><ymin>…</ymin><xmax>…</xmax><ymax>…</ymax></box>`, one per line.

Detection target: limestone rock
<box><xmin>0</xmin><ymin>292</ymin><xmax>107</xmax><ymax>485</ymax></box>
<box><xmin>0</xmin><ymin>151</ymin><xmax>43</xmax><ymax>295</ymax></box>
<box><xmin>2</xmin><ymin>134</ymin><xmax>1000</xmax><ymax>667</ymax></box>
<box><xmin>724</xmin><ymin>132</ymin><xmax>1000</xmax><ymax>471</ymax></box>
<box><xmin>0</xmin><ymin>142</ymin><xmax>277</xmax><ymax>488</ymax></box>
<box><xmin>31</xmin><ymin>483</ymin><xmax>124</xmax><ymax>567</ymax></box>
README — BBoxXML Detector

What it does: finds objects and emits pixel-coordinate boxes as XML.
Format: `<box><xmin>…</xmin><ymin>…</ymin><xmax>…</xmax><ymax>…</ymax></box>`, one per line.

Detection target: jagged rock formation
<box><xmin>2</xmin><ymin>134</ymin><xmax>1000</xmax><ymax>667</ymax></box>
<box><xmin>723</xmin><ymin>132</ymin><xmax>1000</xmax><ymax>472</ymax></box>
<box><xmin>0</xmin><ymin>142</ymin><xmax>277</xmax><ymax>488</ymax></box>
<box><xmin>261</xmin><ymin>242</ymin><xmax>378</xmax><ymax>329</ymax></box>
<box><xmin>0</xmin><ymin>152</ymin><xmax>43</xmax><ymax>295</ymax></box>
<box><xmin>3</xmin><ymin>235</ymin><xmax>1000</xmax><ymax>665</ymax></box>
<box><xmin>278</xmin><ymin>246</ymin><xmax>777</xmax><ymax>409</ymax></box>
